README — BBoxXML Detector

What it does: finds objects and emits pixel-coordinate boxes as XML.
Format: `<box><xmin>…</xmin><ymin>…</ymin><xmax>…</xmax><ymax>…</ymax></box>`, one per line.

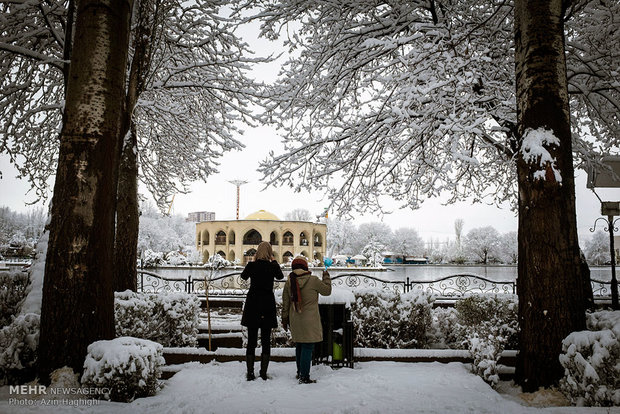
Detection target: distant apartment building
<box><xmin>187</xmin><ymin>211</ymin><xmax>215</xmax><ymax>222</ymax></box>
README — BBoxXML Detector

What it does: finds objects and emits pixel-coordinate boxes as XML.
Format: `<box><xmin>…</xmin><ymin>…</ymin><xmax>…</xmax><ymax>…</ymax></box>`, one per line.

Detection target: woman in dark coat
<box><xmin>240</xmin><ymin>241</ymin><xmax>284</xmax><ymax>380</ymax></box>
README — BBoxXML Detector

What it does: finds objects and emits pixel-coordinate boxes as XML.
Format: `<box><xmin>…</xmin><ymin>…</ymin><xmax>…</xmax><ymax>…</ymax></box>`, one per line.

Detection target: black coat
<box><xmin>240</xmin><ymin>259</ymin><xmax>284</xmax><ymax>328</ymax></box>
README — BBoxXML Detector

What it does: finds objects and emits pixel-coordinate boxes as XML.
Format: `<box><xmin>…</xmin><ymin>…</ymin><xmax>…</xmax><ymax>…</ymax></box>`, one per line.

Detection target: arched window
<box><xmin>300</xmin><ymin>232</ymin><xmax>309</xmax><ymax>246</ymax></box>
<box><xmin>270</xmin><ymin>231</ymin><xmax>279</xmax><ymax>246</ymax></box>
<box><xmin>229</xmin><ymin>250</ymin><xmax>236</xmax><ymax>261</ymax></box>
<box><xmin>282</xmin><ymin>231</ymin><xmax>294</xmax><ymax>245</ymax></box>
<box><xmin>282</xmin><ymin>251</ymin><xmax>294</xmax><ymax>263</ymax></box>
<box><xmin>201</xmin><ymin>230</ymin><xmax>210</xmax><ymax>245</ymax></box>
<box><xmin>313</xmin><ymin>232</ymin><xmax>323</xmax><ymax>247</ymax></box>
<box><xmin>243</xmin><ymin>229</ymin><xmax>262</xmax><ymax>245</ymax></box>
<box><xmin>300</xmin><ymin>250</ymin><xmax>309</xmax><ymax>259</ymax></box>
<box><xmin>244</xmin><ymin>248</ymin><xmax>257</xmax><ymax>265</ymax></box>
<box><xmin>314</xmin><ymin>251</ymin><xmax>323</xmax><ymax>262</ymax></box>
<box><xmin>229</xmin><ymin>230</ymin><xmax>236</xmax><ymax>244</ymax></box>
<box><xmin>202</xmin><ymin>250</ymin><xmax>210</xmax><ymax>262</ymax></box>
<box><xmin>217</xmin><ymin>250</ymin><xmax>226</xmax><ymax>259</ymax></box>
<box><xmin>215</xmin><ymin>231</ymin><xmax>226</xmax><ymax>245</ymax></box>
<box><xmin>197</xmin><ymin>232</ymin><xmax>202</xmax><ymax>246</ymax></box>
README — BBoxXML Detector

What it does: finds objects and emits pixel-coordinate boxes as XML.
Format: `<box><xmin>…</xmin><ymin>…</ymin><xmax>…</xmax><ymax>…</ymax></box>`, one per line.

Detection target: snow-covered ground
<box><xmin>1</xmin><ymin>361</ymin><xmax>618</xmax><ymax>414</ymax></box>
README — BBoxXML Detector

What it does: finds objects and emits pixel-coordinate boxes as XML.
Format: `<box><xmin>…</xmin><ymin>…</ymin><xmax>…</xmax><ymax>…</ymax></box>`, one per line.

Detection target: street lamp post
<box><xmin>591</xmin><ymin>204</ymin><xmax>619</xmax><ymax>310</ymax></box>
<box><xmin>587</xmin><ymin>157</ymin><xmax>620</xmax><ymax>310</ymax></box>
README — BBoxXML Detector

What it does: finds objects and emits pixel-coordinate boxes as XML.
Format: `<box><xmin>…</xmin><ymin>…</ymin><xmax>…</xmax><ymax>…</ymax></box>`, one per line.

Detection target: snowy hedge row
<box><xmin>560</xmin><ymin>310</ymin><xmax>620</xmax><ymax>407</ymax></box>
<box><xmin>459</xmin><ymin>295</ymin><xmax>518</xmax><ymax>388</ymax></box>
<box><xmin>427</xmin><ymin>295</ymin><xmax>519</xmax><ymax>387</ymax></box>
<box><xmin>0</xmin><ymin>271</ymin><xmax>30</xmax><ymax>327</ymax></box>
<box><xmin>350</xmin><ymin>289</ymin><xmax>433</xmax><ymax>349</ymax></box>
<box><xmin>115</xmin><ymin>290</ymin><xmax>200</xmax><ymax>347</ymax></box>
<box><xmin>82</xmin><ymin>336</ymin><xmax>164</xmax><ymax>402</ymax></box>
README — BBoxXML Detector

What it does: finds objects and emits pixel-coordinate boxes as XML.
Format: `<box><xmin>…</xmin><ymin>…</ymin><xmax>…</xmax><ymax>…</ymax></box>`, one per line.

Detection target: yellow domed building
<box><xmin>195</xmin><ymin>210</ymin><xmax>327</xmax><ymax>265</ymax></box>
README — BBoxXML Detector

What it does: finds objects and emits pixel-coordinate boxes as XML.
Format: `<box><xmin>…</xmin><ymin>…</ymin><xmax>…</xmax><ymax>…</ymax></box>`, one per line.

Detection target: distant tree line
<box><xmin>326</xmin><ymin>215</ymin><xmax>611</xmax><ymax>266</ymax></box>
<box><xmin>2</xmin><ymin>205</ymin><xmax>611</xmax><ymax>267</ymax></box>
<box><xmin>0</xmin><ymin>206</ymin><xmax>46</xmax><ymax>257</ymax></box>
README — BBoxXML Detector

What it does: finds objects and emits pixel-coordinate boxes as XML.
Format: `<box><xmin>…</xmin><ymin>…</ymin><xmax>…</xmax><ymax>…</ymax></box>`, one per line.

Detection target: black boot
<box><xmin>259</xmin><ymin>355</ymin><xmax>270</xmax><ymax>380</ymax></box>
<box><xmin>298</xmin><ymin>376</ymin><xmax>316</xmax><ymax>384</ymax></box>
<box><xmin>246</xmin><ymin>354</ymin><xmax>255</xmax><ymax>381</ymax></box>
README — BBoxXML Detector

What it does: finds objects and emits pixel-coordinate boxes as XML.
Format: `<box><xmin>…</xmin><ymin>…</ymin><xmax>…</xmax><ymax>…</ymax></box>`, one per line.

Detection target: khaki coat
<box><xmin>282</xmin><ymin>269</ymin><xmax>332</xmax><ymax>343</ymax></box>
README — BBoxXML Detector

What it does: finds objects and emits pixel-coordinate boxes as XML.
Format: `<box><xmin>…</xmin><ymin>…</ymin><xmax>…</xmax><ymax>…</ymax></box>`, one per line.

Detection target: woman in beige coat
<box><xmin>282</xmin><ymin>257</ymin><xmax>331</xmax><ymax>384</ymax></box>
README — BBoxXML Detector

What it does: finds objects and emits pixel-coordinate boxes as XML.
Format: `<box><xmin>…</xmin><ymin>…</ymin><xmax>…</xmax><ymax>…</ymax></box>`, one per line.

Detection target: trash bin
<box><xmin>313</xmin><ymin>303</ymin><xmax>354</xmax><ymax>368</ymax></box>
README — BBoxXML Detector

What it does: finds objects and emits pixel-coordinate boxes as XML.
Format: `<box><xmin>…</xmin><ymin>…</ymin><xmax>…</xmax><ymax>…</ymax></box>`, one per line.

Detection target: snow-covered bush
<box><xmin>428</xmin><ymin>307</ymin><xmax>469</xmax><ymax>349</ymax></box>
<box><xmin>350</xmin><ymin>289</ymin><xmax>433</xmax><ymax>348</ymax></box>
<box><xmin>454</xmin><ymin>295</ymin><xmax>519</xmax><ymax>388</ymax></box>
<box><xmin>271</xmin><ymin>299</ymin><xmax>294</xmax><ymax>347</ymax></box>
<box><xmin>0</xmin><ymin>271</ymin><xmax>30</xmax><ymax>327</ymax></box>
<box><xmin>115</xmin><ymin>291</ymin><xmax>200</xmax><ymax>347</ymax></box>
<box><xmin>165</xmin><ymin>251</ymin><xmax>187</xmax><ymax>266</ymax></box>
<box><xmin>142</xmin><ymin>249</ymin><xmax>164</xmax><ymax>267</ymax></box>
<box><xmin>559</xmin><ymin>311</ymin><xmax>620</xmax><ymax>407</ymax></box>
<box><xmin>456</xmin><ymin>295</ymin><xmax>519</xmax><ymax>349</ymax></box>
<box><xmin>0</xmin><ymin>313</ymin><xmax>39</xmax><ymax>385</ymax></box>
<box><xmin>204</xmin><ymin>253</ymin><xmax>230</xmax><ymax>269</ymax></box>
<box><xmin>184</xmin><ymin>247</ymin><xmax>203</xmax><ymax>265</ymax></box>
<box><xmin>468</xmin><ymin>331</ymin><xmax>506</xmax><ymax>388</ymax></box>
<box><xmin>82</xmin><ymin>337</ymin><xmax>164</xmax><ymax>402</ymax></box>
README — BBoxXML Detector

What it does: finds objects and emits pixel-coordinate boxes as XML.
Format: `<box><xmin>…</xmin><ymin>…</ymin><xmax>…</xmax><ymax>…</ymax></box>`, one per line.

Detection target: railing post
<box><xmin>405</xmin><ymin>276</ymin><xmax>410</xmax><ymax>293</ymax></box>
<box><xmin>187</xmin><ymin>275</ymin><xmax>192</xmax><ymax>294</ymax></box>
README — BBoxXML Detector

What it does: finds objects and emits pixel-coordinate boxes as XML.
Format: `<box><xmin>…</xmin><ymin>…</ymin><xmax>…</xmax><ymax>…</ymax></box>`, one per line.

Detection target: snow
<box><xmin>520</xmin><ymin>128</ymin><xmax>562</xmax><ymax>183</ymax></box>
<box><xmin>318</xmin><ymin>287</ymin><xmax>355</xmax><ymax>306</ymax></box>
<box><xmin>19</xmin><ymin>231</ymin><xmax>48</xmax><ymax>316</ymax></box>
<box><xmin>353</xmin><ymin>348</ymin><xmax>470</xmax><ymax>359</ymax></box>
<box><xmin>2</xmin><ymin>361</ymin><xmax>617</xmax><ymax>413</ymax></box>
<box><xmin>558</xmin><ymin>311</ymin><xmax>620</xmax><ymax>406</ymax></box>
<box><xmin>82</xmin><ymin>337</ymin><xmax>164</xmax><ymax>382</ymax></box>
<box><xmin>274</xmin><ymin>286</ymin><xmax>355</xmax><ymax>307</ymax></box>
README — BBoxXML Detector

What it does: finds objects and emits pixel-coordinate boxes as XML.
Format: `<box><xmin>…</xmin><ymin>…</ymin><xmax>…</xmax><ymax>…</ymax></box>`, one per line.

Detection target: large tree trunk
<box><xmin>38</xmin><ymin>0</ymin><xmax>133</xmax><ymax>381</ymax></box>
<box><xmin>114</xmin><ymin>122</ymin><xmax>139</xmax><ymax>292</ymax></box>
<box><xmin>514</xmin><ymin>0</ymin><xmax>586</xmax><ymax>391</ymax></box>
<box><xmin>113</xmin><ymin>0</ymin><xmax>158</xmax><ymax>292</ymax></box>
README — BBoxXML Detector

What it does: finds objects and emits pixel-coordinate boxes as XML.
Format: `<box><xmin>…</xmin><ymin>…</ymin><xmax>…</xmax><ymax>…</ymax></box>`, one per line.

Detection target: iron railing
<box><xmin>137</xmin><ymin>269</ymin><xmax>614</xmax><ymax>299</ymax></box>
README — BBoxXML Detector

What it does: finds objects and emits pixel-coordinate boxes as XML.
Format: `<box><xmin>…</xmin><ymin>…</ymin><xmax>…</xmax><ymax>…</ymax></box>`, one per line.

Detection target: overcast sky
<box><xmin>1</xmin><ymin>130</ymin><xmax>615</xmax><ymax>244</ymax></box>
<box><xmin>1</xmin><ymin>18</ymin><xmax>618</xmax><ymax>244</ymax></box>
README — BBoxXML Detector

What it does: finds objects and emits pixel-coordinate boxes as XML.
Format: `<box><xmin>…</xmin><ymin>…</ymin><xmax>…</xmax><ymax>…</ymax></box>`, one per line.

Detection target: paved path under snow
<box><xmin>1</xmin><ymin>361</ymin><xmax>618</xmax><ymax>414</ymax></box>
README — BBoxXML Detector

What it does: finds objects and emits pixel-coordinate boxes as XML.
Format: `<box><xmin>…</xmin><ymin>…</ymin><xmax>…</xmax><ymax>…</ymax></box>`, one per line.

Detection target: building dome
<box><xmin>244</xmin><ymin>209</ymin><xmax>280</xmax><ymax>220</ymax></box>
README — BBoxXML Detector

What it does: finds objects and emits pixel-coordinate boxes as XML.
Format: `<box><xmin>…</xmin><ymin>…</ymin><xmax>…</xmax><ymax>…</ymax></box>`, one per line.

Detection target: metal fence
<box><xmin>137</xmin><ymin>270</ymin><xmax>613</xmax><ymax>299</ymax></box>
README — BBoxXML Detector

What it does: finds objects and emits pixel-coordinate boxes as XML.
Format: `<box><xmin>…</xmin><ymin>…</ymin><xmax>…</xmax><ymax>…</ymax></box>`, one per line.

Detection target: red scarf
<box><xmin>289</xmin><ymin>271</ymin><xmax>310</xmax><ymax>313</ymax></box>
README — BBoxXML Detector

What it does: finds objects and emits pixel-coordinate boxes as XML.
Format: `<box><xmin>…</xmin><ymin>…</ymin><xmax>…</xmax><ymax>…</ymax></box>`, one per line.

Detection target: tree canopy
<box><xmin>1</xmin><ymin>0</ymin><xmax>266</xmax><ymax>209</ymax></box>
<box><xmin>239</xmin><ymin>0</ymin><xmax>619</xmax><ymax>213</ymax></box>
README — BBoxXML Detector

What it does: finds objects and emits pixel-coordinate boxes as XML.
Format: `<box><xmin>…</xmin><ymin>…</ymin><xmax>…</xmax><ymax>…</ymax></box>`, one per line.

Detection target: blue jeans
<box><xmin>295</xmin><ymin>343</ymin><xmax>314</xmax><ymax>378</ymax></box>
